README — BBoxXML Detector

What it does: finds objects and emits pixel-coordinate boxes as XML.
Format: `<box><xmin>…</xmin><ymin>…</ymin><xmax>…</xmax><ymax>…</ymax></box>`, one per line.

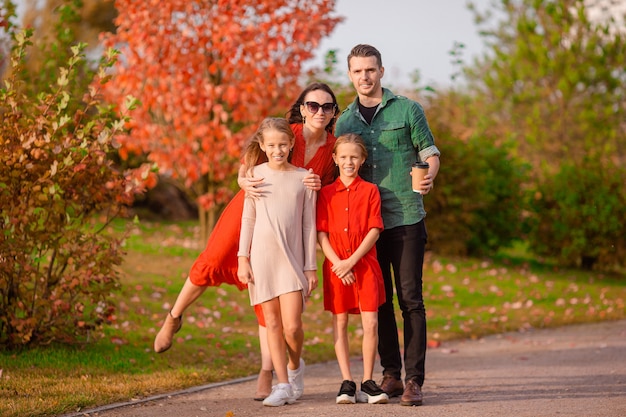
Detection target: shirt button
<box><xmin>345</xmin><ymin>207</ymin><xmax>348</xmax><ymax>211</ymax></box>
<box><xmin>373</xmin><ymin>147</ymin><xmax>377</xmax><ymax>151</ymax></box>
<box><xmin>373</xmin><ymin>164</ymin><xmax>377</xmax><ymax>168</ymax></box>
<box><xmin>344</xmin><ymin>228</ymin><xmax>348</xmax><ymax>232</ymax></box>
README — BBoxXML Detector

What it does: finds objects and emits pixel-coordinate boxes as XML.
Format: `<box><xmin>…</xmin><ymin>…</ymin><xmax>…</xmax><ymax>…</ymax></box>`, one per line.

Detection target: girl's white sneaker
<box><xmin>262</xmin><ymin>383</ymin><xmax>296</xmax><ymax>407</ymax></box>
<box><xmin>288</xmin><ymin>358</ymin><xmax>305</xmax><ymax>399</ymax></box>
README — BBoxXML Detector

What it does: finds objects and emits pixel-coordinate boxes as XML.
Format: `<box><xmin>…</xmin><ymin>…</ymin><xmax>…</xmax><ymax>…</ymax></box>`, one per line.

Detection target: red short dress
<box><xmin>316</xmin><ymin>176</ymin><xmax>385</xmax><ymax>314</ymax></box>
<box><xmin>188</xmin><ymin>124</ymin><xmax>337</xmax><ymax>324</ymax></box>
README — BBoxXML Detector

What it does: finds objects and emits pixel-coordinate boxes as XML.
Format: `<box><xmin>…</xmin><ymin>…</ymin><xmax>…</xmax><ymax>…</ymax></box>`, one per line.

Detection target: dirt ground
<box><xmin>65</xmin><ymin>319</ymin><xmax>626</xmax><ymax>417</ymax></box>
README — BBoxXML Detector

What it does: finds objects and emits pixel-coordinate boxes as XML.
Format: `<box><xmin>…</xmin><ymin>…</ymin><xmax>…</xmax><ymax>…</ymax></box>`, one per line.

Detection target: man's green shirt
<box><xmin>335</xmin><ymin>88</ymin><xmax>440</xmax><ymax>230</ymax></box>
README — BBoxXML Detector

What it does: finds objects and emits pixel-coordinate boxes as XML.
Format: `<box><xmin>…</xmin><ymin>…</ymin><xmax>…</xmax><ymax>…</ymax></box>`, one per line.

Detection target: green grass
<box><xmin>1</xmin><ymin>221</ymin><xmax>624</xmax><ymax>416</ymax></box>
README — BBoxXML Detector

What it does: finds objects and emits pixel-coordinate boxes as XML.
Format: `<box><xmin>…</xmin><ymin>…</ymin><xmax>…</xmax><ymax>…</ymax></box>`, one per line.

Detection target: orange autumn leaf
<box><xmin>98</xmin><ymin>1</ymin><xmax>342</xmax><ymax>216</ymax></box>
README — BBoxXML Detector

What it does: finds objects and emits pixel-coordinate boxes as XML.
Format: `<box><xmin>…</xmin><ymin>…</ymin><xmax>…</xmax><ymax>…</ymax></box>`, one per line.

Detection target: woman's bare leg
<box><xmin>154</xmin><ymin>277</ymin><xmax>207</xmax><ymax>353</ymax></box>
<box><xmin>170</xmin><ymin>277</ymin><xmax>207</xmax><ymax>317</ymax></box>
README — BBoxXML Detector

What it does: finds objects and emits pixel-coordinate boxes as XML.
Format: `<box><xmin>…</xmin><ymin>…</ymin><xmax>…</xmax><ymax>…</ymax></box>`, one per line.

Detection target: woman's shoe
<box><xmin>153</xmin><ymin>312</ymin><xmax>182</xmax><ymax>353</ymax></box>
<box><xmin>253</xmin><ymin>369</ymin><xmax>273</xmax><ymax>401</ymax></box>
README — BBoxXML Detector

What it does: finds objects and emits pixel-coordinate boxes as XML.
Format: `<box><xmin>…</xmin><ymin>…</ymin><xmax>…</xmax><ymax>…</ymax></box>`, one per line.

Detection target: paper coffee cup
<box><xmin>412</xmin><ymin>161</ymin><xmax>429</xmax><ymax>193</ymax></box>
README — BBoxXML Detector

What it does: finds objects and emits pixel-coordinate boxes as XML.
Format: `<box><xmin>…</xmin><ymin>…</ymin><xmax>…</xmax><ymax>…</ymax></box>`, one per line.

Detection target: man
<box><xmin>335</xmin><ymin>44</ymin><xmax>440</xmax><ymax>406</ymax></box>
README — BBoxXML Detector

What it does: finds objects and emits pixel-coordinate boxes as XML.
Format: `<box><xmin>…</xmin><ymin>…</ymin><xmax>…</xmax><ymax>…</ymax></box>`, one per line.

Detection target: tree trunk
<box><xmin>199</xmin><ymin>181</ymin><xmax>217</xmax><ymax>245</ymax></box>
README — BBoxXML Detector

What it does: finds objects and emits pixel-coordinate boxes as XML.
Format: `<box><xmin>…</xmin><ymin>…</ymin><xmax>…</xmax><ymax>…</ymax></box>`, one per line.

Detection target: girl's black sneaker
<box><xmin>336</xmin><ymin>380</ymin><xmax>356</xmax><ymax>404</ymax></box>
<box><xmin>357</xmin><ymin>380</ymin><xmax>389</xmax><ymax>404</ymax></box>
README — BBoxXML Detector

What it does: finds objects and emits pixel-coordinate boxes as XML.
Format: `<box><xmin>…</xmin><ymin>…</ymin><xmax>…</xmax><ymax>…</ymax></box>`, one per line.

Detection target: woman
<box><xmin>154</xmin><ymin>82</ymin><xmax>339</xmax><ymax>399</ymax></box>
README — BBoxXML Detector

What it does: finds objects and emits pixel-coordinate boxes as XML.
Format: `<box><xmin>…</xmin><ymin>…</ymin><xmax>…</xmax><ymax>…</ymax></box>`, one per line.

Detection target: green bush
<box><xmin>0</xmin><ymin>30</ymin><xmax>138</xmax><ymax>348</ymax></box>
<box><xmin>526</xmin><ymin>161</ymin><xmax>626</xmax><ymax>270</ymax></box>
<box><xmin>426</xmin><ymin>133</ymin><xmax>528</xmax><ymax>256</ymax></box>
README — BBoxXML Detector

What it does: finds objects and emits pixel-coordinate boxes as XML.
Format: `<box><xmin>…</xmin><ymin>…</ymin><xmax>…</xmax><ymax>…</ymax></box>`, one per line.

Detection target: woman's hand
<box><xmin>240</xmin><ymin>176</ymin><xmax>265</xmax><ymax>199</ymax></box>
<box><xmin>302</xmin><ymin>168</ymin><xmax>321</xmax><ymax>191</ymax></box>
<box><xmin>238</xmin><ymin>164</ymin><xmax>265</xmax><ymax>199</ymax></box>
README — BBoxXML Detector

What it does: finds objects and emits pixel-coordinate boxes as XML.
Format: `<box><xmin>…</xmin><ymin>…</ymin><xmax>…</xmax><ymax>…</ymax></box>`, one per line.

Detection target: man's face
<box><xmin>347</xmin><ymin>55</ymin><xmax>384</xmax><ymax>97</ymax></box>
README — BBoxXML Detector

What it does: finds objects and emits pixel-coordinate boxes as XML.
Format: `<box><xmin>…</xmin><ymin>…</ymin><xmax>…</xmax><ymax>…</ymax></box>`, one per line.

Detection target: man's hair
<box><xmin>347</xmin><ymin>44</ymin><xmax>383</xmax><ymax>69</ymax></box>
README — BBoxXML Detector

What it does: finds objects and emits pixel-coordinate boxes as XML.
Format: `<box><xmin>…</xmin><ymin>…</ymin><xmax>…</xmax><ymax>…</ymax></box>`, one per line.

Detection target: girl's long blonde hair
<box><xmin>241</xmin><ymin>117</ymin><xmax>294</xmax><ymax>177</ymax></box>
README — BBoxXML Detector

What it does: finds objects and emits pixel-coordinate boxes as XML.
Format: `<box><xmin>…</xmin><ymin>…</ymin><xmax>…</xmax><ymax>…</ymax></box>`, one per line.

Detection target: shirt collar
<box><xmin>333</xmin><ymin>175</ymin><xmax>363</xmax><ymax>192</ymax></box>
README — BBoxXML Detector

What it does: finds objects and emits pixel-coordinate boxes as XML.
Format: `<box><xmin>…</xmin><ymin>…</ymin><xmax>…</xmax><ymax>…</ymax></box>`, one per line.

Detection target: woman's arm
<box><xmin>237</xmin><ymin>164</ymin><xmax>265</xmax><ymax>198</ymax></box>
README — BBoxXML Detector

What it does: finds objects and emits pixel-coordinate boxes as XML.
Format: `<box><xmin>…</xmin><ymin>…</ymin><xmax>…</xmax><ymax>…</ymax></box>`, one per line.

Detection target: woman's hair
<box><xmin>286</xmin><ymin>82</ymin><xmax>339</xmax><ymax>132</ymax></box>
<box><xmin>242</xmin><ymin>117</ymin><xmax>294</xmax><ymax>177</ymax></box>
<box><xmin>347</xmin><ymin>44</ymin><xmax>383</xmax><ymax>69</ymax></box>
<box><xmin>334</xmin><ymin>133</ymin><xmax>368</xmax><ymax>160</ymax></box>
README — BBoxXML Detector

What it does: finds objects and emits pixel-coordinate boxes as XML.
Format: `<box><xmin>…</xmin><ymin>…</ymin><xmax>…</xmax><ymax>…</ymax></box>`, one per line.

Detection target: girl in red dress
<box><xmin>154</xmin><ymin>83</ymin><xmax>339</xmax><ymax>400</ymax></box>
<box><xmin>316</xmin><ymin>133</ymin><xmax>388</xmax><ymax>405</ymax></box>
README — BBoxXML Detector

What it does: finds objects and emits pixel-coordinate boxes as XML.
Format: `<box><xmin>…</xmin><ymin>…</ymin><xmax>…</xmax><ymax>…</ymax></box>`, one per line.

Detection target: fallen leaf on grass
<box><xmin>427</xmin><ymin>340</ymin><xmax>441</xmax><ymax>348</ymax></box>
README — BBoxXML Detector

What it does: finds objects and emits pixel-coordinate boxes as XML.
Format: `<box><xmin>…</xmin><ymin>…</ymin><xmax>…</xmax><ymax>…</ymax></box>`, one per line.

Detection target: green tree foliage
<box><xmin>424</xmin><ymin>92</ymin><xmax>529</xmax><ymax>256</ymax></box>
<box><xmin>8</xmin><ymin>0</ymin><xmax>114</xmax><ymax>104</ymax></box>
<box><xmin>527</xmin><ymin>160</ymin><xmax>626</xmax><ymax>270</ymax></box>
<box><xmin>1</xmin><ymin>1</ymin><xmax>18</xmax><ymax>74</ymax></box>
<box><xmin>467</xmin><ymin>0</ymin><xmax>625</xmax><ymax>168</ymax></box>
<box><xmin>17</xmin><ymin>0</ymin><xmax>117</xmax><ymax>83</ymax></box>
<box><xmin>0</xmin><ymin>30</ymin><xmax>140</xmax><ymax>348</ymax></box>
<box><xmin>464</xmin><ymin>0</ymin><xmax>626</xmax><ymax>269</ymax></box>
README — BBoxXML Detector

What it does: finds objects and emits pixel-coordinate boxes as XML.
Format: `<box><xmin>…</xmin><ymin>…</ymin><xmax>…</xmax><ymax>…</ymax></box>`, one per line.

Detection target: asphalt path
<box><xmin>66</xmin><ymin>319</ymin><xmax>626</xmax><ymax>417</ymax></box>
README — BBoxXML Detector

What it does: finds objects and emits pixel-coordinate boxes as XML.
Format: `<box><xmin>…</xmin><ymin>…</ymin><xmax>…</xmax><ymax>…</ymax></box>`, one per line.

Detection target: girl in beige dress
<box><xmin>237</xmin><ymin>117</ymin><xmax>318</xmax><ymax>407</ymax></box>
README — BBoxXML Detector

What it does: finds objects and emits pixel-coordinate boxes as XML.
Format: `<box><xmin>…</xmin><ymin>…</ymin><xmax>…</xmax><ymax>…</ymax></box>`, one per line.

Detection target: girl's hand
<box><xmin>340</xmin><ymin>271</ymin><xmax>356</xmax><ymax>286</ymax></box>
<box><xmin>331</xmin><ymin>259</ymin><xmax>354</xmax><ymax>280</ymax></box>
<box><xmin>304</xmin><ymin>270</ymin><xmax>318</xmax><ymax>298</ymax></box>
<box><xmin>237</xmin><ymin>257</ymin><xmax>254</xmax><ymax>285</ymax></box>
<box><xmin>302</xmin><ymin>168</ymin><xmax>321</xmax><ymax>191</ymax></box>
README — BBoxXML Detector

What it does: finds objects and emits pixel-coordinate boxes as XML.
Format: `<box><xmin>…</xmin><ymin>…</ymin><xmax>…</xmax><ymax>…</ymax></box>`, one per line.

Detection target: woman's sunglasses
<box><xmin>304</xmin><ymin>101</ymin><xmax>337</xmax><ymax>115</ymax></box>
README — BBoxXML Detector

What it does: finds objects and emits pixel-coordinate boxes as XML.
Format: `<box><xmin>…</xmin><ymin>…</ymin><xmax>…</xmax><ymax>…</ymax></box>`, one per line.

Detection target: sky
<box><xmin>10</xmin><ymin>0</ymin><xmax>490</xmax><ymax>88</ymax></box>
<box><xmin>306</xmin><ymin>0</ymin><xmax>493</xmax><ymax>88</ymax></box>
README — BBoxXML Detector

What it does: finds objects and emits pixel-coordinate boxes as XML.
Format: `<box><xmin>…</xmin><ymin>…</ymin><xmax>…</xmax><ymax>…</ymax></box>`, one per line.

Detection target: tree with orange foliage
<box><xmin>99</xmin><ymin>0</ymin><xmax>341</xmax><ymax>236</ymax></box>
